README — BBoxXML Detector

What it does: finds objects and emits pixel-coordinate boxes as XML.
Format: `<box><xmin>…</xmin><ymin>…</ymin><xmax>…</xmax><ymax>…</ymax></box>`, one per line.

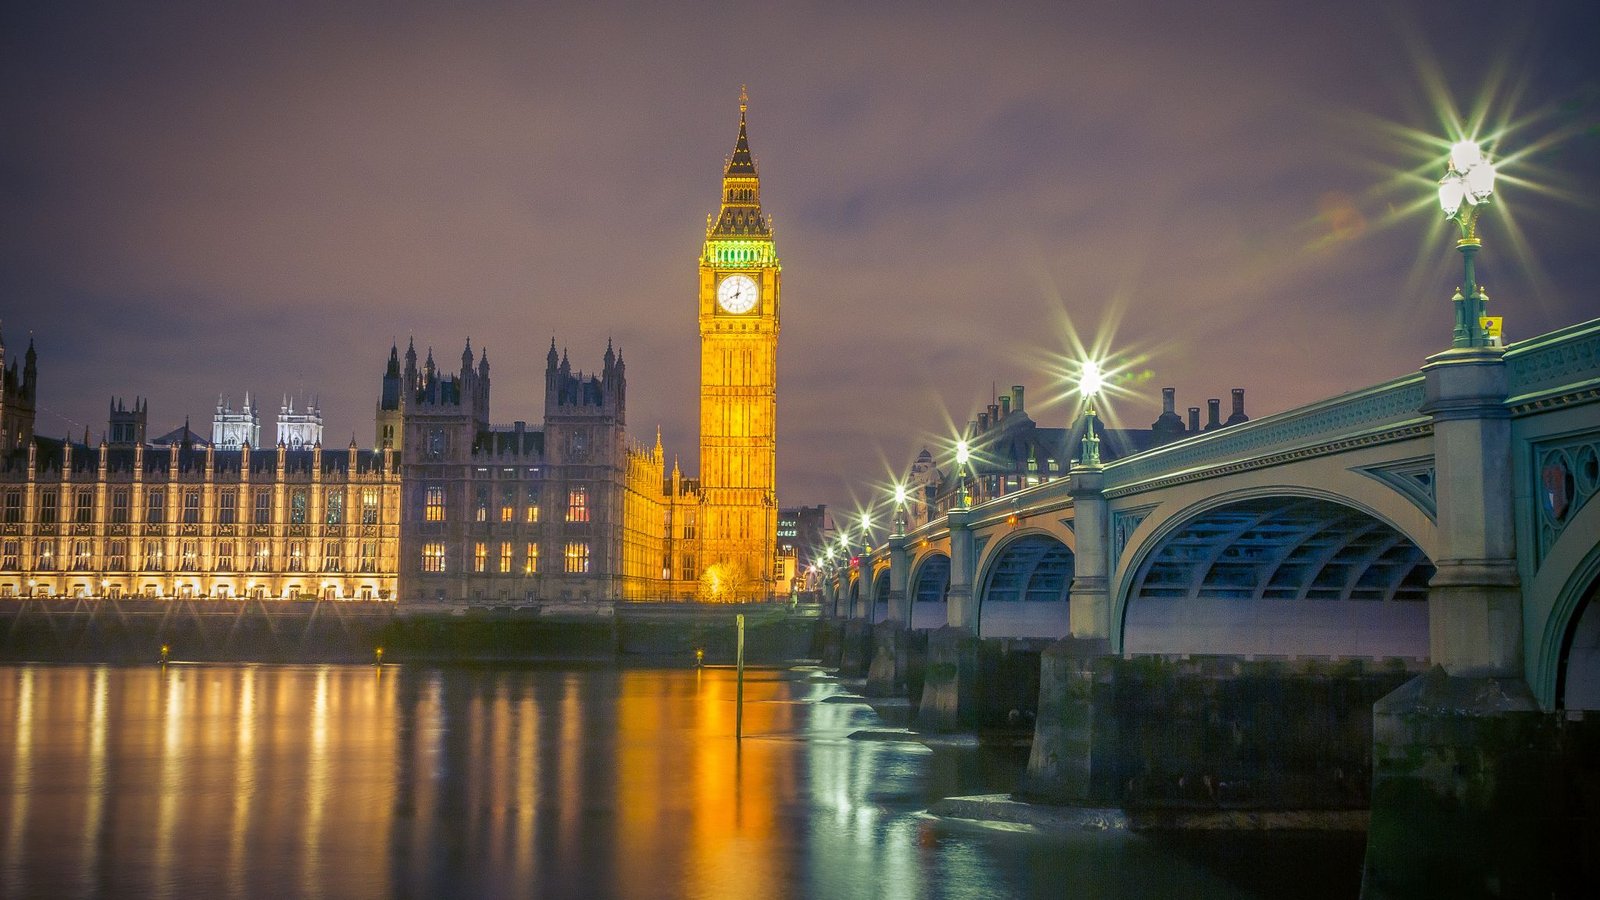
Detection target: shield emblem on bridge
<box><xmin>1541</xmin><ymin>457</ymin><xmax>1572</xmax><ymax>523</ymax></box>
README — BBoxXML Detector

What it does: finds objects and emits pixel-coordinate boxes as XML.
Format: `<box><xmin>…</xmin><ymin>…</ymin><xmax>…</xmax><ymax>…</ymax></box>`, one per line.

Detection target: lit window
<box><xmin>500</xmin><ymin>486</ymin><xmax>515</xmax><ymax>522</ymax></box>
<box><xmin>474</xmin><ymin>541</ymin><xmax>487</xmax><ymax>573</ymax></box>
<box><xmin>291</xmin><ymin>490</ymin><xmax>308</xmax><ymax>525</ymax></box>
<box><xmin>326</xmin><ymin>492</ymin><xmax>344</xmax><ymax>525</ymax></box>
<box><xmin>358</xmin><ymin>542</ymin><xmax>376</xmax><ymax>573</ymax></box>
<box><xmin>424</xmin><ymin>486</ymin><xmax>445</xmax><ymax>522</ymax></box>
<box><xmin>475</xmin><ymin>487</ymin><xmax>488</xmax><ymax>523</ymax></box>
<box><xmin>179</xmin><ymin>541</ymin><xmax>199</xmax><ymax>571</ymax></box>
<box><xmin>361</xmin><ymin>490</ymin><xmax>379</xmax><ymax>525</ymax></box>
<box><xmin>566</xmin><ymin>487</ymin><xmax>589</xmax><ymax>523</ymax></box>
<box><xmin>499</xmin><ymin>542</ymin><xmax>512</xmax><ymax>573</ymax></box>
<box><xmin>73</xmin><ymin>540</ymin><xmax>93</xmax><ymax>570</ymax></box>
<box><xmin>422</xmin><ymin>542</ymin><xmax>445</xmax><ymax>573</ymax></box>
<box><xmin>216</xmin><ymin>542</ymin><xmax>232</xmax><ymax>571</ymax></box>
<box><xmin>526</xmin><ymin>501</ymin><xmax>540</xmax><ymax>523</ymax></box>
<box><xmin>325</xmin><ymin>542</ymin><xmax>342</xmax><ymax>572</ymax></box>
<box><xmin>289</xmin><ymin>542</ymin><xmax>306</xmax><ymax>571</ymax></box>
<box><xmin>564</xmin><ymin>541</ymin><xmax>590</xmax><ymax>574</ymax></box>
<box><xmin>524</xmin><ymin>543</ymin><xmax>538</xmax><ymax>574</ymax></box>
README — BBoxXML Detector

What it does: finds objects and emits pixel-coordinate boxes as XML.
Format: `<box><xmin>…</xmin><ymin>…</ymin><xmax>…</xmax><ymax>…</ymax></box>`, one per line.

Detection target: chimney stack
<box><xmin>1011</xmin><ymin>385</ymin><xmax>1025</xmax><ymax>414</ymax></box>
<box><xmin>1226</xmin><ymin>388</ymin><xmax>1249</xmax><ymax>426</ymax></box>
<box><xmin>1151</xmin><ymin>387</ymin><xmax>1186</xmax><ymax>443</ymax></box>
<box><xmin>1205</xmin><ymin>399</ymin><xmax>1222</xmax><ymax>431</ymax></box>
<box><xmin>1188</xmin><ymin>407</ymin><xmax>1201</xmax><ymax>432</ymax></box>
<box><xmin>998</xmin><ymin>395</ymin><xmax>1011</xmax><ymax>418</ymax></box>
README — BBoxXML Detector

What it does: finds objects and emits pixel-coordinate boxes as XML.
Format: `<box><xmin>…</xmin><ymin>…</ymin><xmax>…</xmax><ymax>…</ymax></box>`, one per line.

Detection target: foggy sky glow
<box><xmin>3</xmin><ymin>1</ymin><xmax>1596</xmax><ymax>516</ymax></box>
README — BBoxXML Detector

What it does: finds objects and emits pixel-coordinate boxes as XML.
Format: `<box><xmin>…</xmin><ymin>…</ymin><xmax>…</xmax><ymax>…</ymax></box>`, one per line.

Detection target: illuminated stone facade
<box><xmin>693</xmin><ymin>92</ymin><xmax>781</xmax><ymax>601</ymax></box>
<box><xmin>388</xmin><ymin>338</ymin><xmax>669</xmax><ymax>605</ymax></box>
<box><xmin>211</xmin><ymin>394</ymin><xmax>260</xmax><ymax>449</ymax></box>
<box><xmin>0</xmin><ymin>374</ymin><xmax>401</xmax><ymax>601</ymax></box>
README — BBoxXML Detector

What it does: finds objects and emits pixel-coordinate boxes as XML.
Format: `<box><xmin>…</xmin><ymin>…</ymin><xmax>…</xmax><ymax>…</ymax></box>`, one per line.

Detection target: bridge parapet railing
<box><xmin>1505</xmin><ymin>317</ymin><xmax>1600</xmax><ymax>404</ymax></box>
<box><xmin>1103</xmin><ymin>373</ymin><xmax>1428</xmax><ymax>490</ymax></box>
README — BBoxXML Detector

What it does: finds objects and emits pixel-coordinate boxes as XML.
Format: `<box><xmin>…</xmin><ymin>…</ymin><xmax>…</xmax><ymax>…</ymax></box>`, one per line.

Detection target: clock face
<box><xmin>716</xmin><ymin>274</ymin><xmax>759</xmax><ymax>314</ymax></box>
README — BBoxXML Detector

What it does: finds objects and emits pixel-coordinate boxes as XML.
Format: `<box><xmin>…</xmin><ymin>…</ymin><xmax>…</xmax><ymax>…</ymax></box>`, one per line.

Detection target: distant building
<box><xmin>778</xmin><ymin>504</ymin><xmax>829</xmax><ymax>594</ymax></box>
<box><xmin>0</xmin><ymin>326</ymin><xmax>38</xmax><ymax>457</ymax></box>
<box><xmin>919</xmin><ymin>383</ymin><xmax>1251</xmax><ymax>513</ymax></box>
<box><xmin>0</xmin><ymin>336</ymin><xmax>401</xmax><ymax>601</ymax></box>
<box><xmin>212</xmin><ymin>394</ymin><xmax>260</xmax><ymax>449</ymax></box>
<box><xmin>277</xmin><ymin>396</ymin><xmax>322</xmax><ymax>449</ymax></box>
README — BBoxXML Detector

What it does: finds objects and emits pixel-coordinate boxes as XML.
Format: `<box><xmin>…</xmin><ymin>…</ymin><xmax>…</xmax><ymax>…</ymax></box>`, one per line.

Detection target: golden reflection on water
<box><xmin>2</xmin><ymin>665</ymin><xmax>838</xmax><ymax>898</ymax></box>
<box><xmin>0</xmin><ymin>663</ymin><xmax>1364</xmax><ymax>900</ymax></box>
<box><xmin>0</xmin><ymin>664</ymin><xmax>1030</xmax><ymax>900</ymax></box>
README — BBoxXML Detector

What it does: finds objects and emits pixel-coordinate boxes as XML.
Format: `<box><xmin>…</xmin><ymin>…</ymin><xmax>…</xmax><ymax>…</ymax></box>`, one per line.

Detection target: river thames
<box><xmin>0</xmin><ymin>664</ymin><xmax>1365</xmax><ymax>899</ymax></box>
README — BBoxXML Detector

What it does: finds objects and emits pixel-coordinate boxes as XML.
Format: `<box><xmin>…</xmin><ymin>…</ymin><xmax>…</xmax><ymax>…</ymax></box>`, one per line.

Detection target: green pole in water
<box><xmin>735</xmin><ymin>613</ymin><xmax>745</xmax><ymax>741</ymax></box>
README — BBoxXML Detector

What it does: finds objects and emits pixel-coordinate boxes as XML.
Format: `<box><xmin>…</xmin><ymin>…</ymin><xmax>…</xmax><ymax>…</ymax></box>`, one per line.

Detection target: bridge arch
<box><xmin>908</xmin><ymin>552</ymin><xmax>950</xmax><ymax>630</ymax></box>
<box><xmin>1116</xmin><ymin>492</ymin><xmax>1433</xmax><ymax>658</ymax></box>
<box><xmin>976</xmin><ymin>530</ymin><xmax>1074</xmax><ymax>639</ymax></box>
<box><xmin>1528</xmin><ymin>496</ymin><xmax>1600</xmax><ymax>709</ymax></box>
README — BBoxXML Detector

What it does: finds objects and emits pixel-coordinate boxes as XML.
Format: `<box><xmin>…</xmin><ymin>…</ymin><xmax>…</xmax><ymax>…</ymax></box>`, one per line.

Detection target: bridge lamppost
<box><xmin>1438</xmin><ymin>139</ymin><xmax>1498</xmax><ymax>349</ymax></box>
<box><xmin>1076</xmin><ymin>359</ymin><xmax>1104</xmax><ymax>468</ymax></box>
<box><xmin>954</xmin><ymin>439</ymin><xmax>972</xmax><ymax>507</ymax></box>
<box><xmin>832</xmin><ymin>538</ymin><xmax>844</xmax><ymax>614</ymax></box>
<box><xmin>892</xmin><ymin>483</ymin><xmax>908</xmax><ymax>536</ymax></box>
<box><xmin>858</xmin><ymin>511</ymin><xmax>875</xmax><ymax>621</ymax></box>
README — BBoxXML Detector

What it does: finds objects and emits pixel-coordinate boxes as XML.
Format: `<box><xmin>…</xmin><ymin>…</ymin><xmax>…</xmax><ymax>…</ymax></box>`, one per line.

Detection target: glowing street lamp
<box><xmin>892</xmin><ymin>482</ymin><xmax>908</xmax><ymax>535</ymax></box>
<box><xmin>954</xmin><ymin>439</ymin><xmax>972</xmax><ymax>507</ymax></box>
<box><xmin>1076</xmin><ymin>359</ymin><xmax>1103</xmax><ymax>468</ymax></box>
<box><xmin>1437</xmin><ymin>139</ymin><xmax>1498</xmax><ymax>348</ymax></box>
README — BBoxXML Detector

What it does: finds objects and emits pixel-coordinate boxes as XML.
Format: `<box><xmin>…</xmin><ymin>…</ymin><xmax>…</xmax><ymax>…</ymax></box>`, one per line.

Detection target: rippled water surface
<box><xmin>0</xmin><ymin>664</ymin><xmax>1363</xmax><ymax>899</ymax></box>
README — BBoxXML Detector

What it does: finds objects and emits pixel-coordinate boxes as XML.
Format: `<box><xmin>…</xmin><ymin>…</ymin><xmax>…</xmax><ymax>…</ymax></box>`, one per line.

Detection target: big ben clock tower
<box><xmin>698</xmin><ymin>88</ymin><xmax>779</xmax><ymax>600</ymax></box>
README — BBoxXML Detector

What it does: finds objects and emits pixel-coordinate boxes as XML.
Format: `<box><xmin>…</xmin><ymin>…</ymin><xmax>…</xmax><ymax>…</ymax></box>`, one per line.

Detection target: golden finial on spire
<box><xmin>739</xmin><ymin>84</ymin><xmax>748</xmax><ymax>116</ymax></box>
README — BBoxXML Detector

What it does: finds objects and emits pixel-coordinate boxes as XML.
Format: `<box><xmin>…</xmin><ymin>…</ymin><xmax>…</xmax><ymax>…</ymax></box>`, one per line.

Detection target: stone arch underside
<box><xmin>909</xmin><ymin>553</ymin><xmax>949</xmax><ymax>630</ymax></box>
<box><xmin>1560</xmin><ymin>575</ymin><xmax>1600</xmax><ymax>710</ymax></box>
<box><xmin>1123</xmin><ymin>496</ymin><xmax>1433</xmax><ymax>658</ymax></box>
<box><xmin>978</xmin><ymin>534</ymin><xmax>1074</xmax><ymax>639</ymax></box>
<box><xmin>871</xmin><ymin>568</ymin><xmax>890</xmax><ymax>621</ymax></box>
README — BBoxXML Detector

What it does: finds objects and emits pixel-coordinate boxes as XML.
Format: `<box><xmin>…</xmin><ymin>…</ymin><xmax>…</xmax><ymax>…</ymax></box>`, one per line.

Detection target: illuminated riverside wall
<box><xmin>0</xmin><ymin>599</ymin><xmax>816</xmax><ymax>664</ymax></box>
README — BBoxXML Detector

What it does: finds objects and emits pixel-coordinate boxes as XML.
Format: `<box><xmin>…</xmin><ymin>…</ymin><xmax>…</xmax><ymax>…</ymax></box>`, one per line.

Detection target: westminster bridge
<box><xmin>822</xmin><ymin>317</ymin><xmax>1600</xmax><ymax>896</ymax></box>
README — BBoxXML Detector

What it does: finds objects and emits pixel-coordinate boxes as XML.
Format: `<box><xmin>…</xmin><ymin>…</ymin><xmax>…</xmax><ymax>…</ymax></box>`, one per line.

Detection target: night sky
<box><xmin>3</xmin><ymin>1</ymin><xmax>1596</xmax><ymax>517</ymax></box>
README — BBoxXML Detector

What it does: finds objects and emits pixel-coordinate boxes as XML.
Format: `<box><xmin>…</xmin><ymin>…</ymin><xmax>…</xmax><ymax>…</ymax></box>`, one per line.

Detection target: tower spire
<box><xmin>709</xmin><ymin>88</ymin><xmax>767</xmax><ymax>240</ymax></box>
<box><xmin>725</xmin><ymin>87</ymin><xmax>756</xmax><ymax>177</ymax></box>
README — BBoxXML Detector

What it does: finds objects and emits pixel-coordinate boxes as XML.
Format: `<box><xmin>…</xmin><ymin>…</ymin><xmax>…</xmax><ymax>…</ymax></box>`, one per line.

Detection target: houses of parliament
<box><xmin>0</xmin><ymin>96</ymin><xmax>785</xmax><ymax>606</ymax></box>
